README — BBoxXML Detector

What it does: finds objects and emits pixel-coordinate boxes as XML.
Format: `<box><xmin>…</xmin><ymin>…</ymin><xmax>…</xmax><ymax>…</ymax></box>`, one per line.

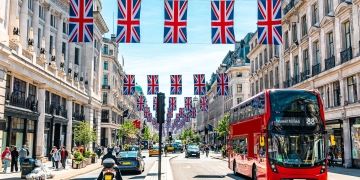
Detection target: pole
<box><xmin>158</xmin><ymin>121</ymin><xmax>163</xmax><ymax>180</ymax></box>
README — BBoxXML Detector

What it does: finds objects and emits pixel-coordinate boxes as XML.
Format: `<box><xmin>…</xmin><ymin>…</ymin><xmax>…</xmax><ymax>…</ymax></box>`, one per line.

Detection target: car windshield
<box><xmin>152</xmin><ymin>146</ymin><xmax>159</xmax><ymax>150</ymax></box>
<box><xmin>188</xmin><ymin>146</ymin><xmax>199</xmax><ymax>151</ymax></box>
<box><xmin>119</xmin><ymin>151</ymin><xmax>138</xmax><ymax>158</ymax></box>
<box><xmin>268</xmin><ymin>133</ymin><xmax>325</xmax><ymax>167</ymax></box>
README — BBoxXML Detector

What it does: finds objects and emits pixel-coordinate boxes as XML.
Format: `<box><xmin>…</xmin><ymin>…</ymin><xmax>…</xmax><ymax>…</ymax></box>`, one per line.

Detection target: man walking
<box><xmin>10</xmin><ymin>146</ymin><xmax>19</xmax><ymax>172</ymax></box>
<box><xmin>18</xmin><ymin>145</ymin><xmax>29</xmax><ymax>169</ymax></box>
<box><xmin>60</xmin><ymin>147</ymin><xmax>68</xmax><ymax>169</ymax></box>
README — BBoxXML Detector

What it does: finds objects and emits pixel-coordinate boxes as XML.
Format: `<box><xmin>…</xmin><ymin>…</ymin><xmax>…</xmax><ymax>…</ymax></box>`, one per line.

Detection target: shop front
<box><xmin>350</xmin><ymin>117</ymin><xmax>360</xmax><ymax>168</ymax></box>
<box><xmin>326</xmin><ymin>120</ymin><xmax>344</xmax><ymax>166</ymax></box>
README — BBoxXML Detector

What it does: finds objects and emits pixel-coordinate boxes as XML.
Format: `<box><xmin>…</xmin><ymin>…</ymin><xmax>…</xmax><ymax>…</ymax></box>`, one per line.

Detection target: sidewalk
<box><xmin>144</xmin><ymin>154</ymin><xmax>178</xmax><ymax>180</ymax></box>
<box><xmin>209</xmin><ymin>151</ymin><xmax>227</xmax><ymax>162</ymax></box>
<box><xmin>0</xmin><ymin>160</ymin><xmax>102</xmax><ymax>180</ymax></box>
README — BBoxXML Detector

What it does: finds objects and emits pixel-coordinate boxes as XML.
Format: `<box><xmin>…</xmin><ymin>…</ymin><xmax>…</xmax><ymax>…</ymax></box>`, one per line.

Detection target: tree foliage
<box><xmin>215</xmin><ymin>113</ymin><xmax>230</xmax><ymax>139</ymax></box>
<box><xmin>73</xmin><ymin>121</ymin><xmax>97</xmax><ymax>147</ymax></box>
<box><xmin>118</xmin><ymin>120</ymin><xmax>139</xmax><ymax>139</ymax></box>
<box><xmin>142</xmin><ymin>125</ymin><xmax>152</xmax><ymax>140</ymax></box>
<box><xmin>151</xmin><ymin>133</ymin><xmax>159</xmax><ymax>143</ymax></box>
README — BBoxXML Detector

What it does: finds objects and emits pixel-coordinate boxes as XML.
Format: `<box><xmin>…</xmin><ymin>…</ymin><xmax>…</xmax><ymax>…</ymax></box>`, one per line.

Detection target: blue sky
<box><xmin>101</xmin><ymin>0</ymin><xmax>257</xmax><ymax>115</ymax></box>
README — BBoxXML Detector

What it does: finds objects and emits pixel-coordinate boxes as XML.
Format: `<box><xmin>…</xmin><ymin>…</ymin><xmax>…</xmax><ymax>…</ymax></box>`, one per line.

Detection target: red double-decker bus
<box><xmin>228</xmin><ymin>89</ymin><xmax>327</xmax><ymax>180</ymax></box>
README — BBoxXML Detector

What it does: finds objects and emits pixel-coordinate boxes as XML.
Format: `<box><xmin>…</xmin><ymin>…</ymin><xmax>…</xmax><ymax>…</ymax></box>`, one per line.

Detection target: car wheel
<box><xmin>252</xmin><ymin>165</ymin><xmax>257</xmax><ymax>180</ymax></box>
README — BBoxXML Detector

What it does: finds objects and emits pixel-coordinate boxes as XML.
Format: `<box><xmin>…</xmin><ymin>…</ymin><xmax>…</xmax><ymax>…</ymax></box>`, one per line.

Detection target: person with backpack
<box><xmin>10</xmin><ymin>146</ymin><xmax>19</xmax><ymax>172</ymax></box>
<box><xmin>1</xmin><ymin>147</ymin><xmax>11</xmax><ymax>173</ymax></box>
<box><xmin>19</xmin><ymin>145</ymin><xmax>29</xmax><ymax>169</ymax></box>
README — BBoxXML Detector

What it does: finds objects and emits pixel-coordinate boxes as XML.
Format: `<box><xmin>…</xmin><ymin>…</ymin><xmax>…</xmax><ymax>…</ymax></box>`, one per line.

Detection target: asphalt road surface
<box><xmin>170</xmin><ymin>153</ymin><xmax>247</xmax><ymax>180</ymax></box>
<box><xmin>72</xmin><ymin>151</ymin><xmax>157</xmax><ymax>180</ymax></box>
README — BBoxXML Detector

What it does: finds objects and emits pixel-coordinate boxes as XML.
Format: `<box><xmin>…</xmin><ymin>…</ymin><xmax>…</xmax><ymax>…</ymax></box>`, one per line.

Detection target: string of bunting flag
<box><xmin>69</xmin><ymin>0</ymin><xmax>282</xmax><ymax>45</ymax></box>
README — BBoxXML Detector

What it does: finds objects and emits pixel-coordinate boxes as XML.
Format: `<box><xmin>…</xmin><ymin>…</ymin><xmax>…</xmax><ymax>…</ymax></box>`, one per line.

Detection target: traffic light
<box><xmin>156</xmin><ymin>93</ymin><xmax>165</xmax><ymax>123</ymax></box>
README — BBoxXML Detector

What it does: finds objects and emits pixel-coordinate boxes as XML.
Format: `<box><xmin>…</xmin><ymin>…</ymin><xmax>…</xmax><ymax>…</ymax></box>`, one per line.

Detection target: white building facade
<box><xmin>0</xmin><ymin>0</ymin><xmax>108</xmax><ymax>160</ymax></box>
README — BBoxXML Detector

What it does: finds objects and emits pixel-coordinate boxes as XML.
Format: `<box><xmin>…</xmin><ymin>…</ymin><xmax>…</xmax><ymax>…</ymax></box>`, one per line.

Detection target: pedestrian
<box><xmin>10</xmin><ymin>146</ymin><xmax>19</xmax><ymax>172</ymax></box>
<box><xmin>60</xmin><ymin>147</ymin><xmax>68</xmax><ymax>169</ymax></box>
<box><xmin>19</xmin><ymin>145</ymin><xmax>29</xmax><ymax>169</ymax></box>
<box><xmin>96</xmin><ymin>146</ymin><xmax>102</xmax><ymax>159</ymax></box>
<box><xmin>205</xmin><ymin>145</ymin><xmax>210</xmax><ymax>158</ymax></box>
<box><xmin>114</xmin><ymin>146</ymin><xmax>121</xmax><ymax>156</ymax></box>
<box><xmin>1</xmin><ymin>147</ymin><xmax>11</xmax><ymax>173</ymax></box>
<box><xmin>53</xmin><ymin>148</ymin><xmax>61</xmax><ymax>170</ymax></box>
<box><xmin>50</xmin><ymin>146</ymin><xmax>57</xmax><ymax>168</ymax></box>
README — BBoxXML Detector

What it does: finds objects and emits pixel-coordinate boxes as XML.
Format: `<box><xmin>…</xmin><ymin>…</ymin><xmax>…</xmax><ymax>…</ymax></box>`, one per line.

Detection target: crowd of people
<box><xmin>1</xmin><ymin>145</ymin><xmax>29</xmax><ymax>173</ymax></box>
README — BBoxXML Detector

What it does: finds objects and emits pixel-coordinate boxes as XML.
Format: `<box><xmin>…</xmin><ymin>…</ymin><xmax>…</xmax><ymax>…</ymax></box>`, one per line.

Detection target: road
<box><xmin>72</xmin><ymin>151</ymin><xmax>157</xmax><ymax>180</ymax></box>
<box><xmin>170</xmin><ymin>153</ymin><xmax>246</xmax><ymax>180</ymax></box>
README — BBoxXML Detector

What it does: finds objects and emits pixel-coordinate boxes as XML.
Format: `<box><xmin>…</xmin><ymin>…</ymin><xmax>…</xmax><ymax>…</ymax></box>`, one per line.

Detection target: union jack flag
<box><xmin>137</xmin><ymin>96</ymin><xmax>145</xmax><ymax>111</ymax></box>
<box><xmin>217</xmin><ymin>73</ymin><xmax>229</xmax><ymax>96</ymax></box>
<box><xmin>190</xmin><ymin>107</ymin><xmax>196</xmax><ymax>118</ymax></box>
<box><xmin>257</xmin><ymin>0</ymin><xmax>282</xmax><ymax>45</ymax></box>
<box><xmin>176</xmin><ymin>113</ymin><xmax>180</xmax><ymax>119</ymax></box>
<box><xmin>147</xmin><ymin>75</ymin><xmax>159</xmax><ymax>95</ymax></box>
<box><xmin>68</xmin><ymin>0</ymin><xmax>94</xmax><ymax>42</ymax></box>
<box><xmin>194</xmin><ymin>74</ymin><xmax>206</xmax><ymax>95</ymax></box>
<box><xmin>153</xmin><ymin>96</ymin><xmax>158</xmax><ymax>110</ymax></box>
<box><xmin>184</xmin><ymin>97</ymin><xmax>192</xmax><ymax>110</ymax></box>
<box><xmin>167</xmin><ymin>111</ymin><xmax>173</xmax><ymax>119</ymax></box>
<box><xmin>184</xmin><ymin>115</ymin><xmax>190</xmax><ymax>122</ymax></box>
<box><xmin>164</xmin><ymin>0</ymin><xmax>188</xmax><ymax>43</ymax></box>
<box><xmin>169</xmin><ymin>97</ymin><xmax>177</xmax><ymax>111</ymax></box>
<box><xmin>123</xmin><ymin>74</ymin><xmax>135</xmax><ymax>95</ymax></box>
<box><xmin>144</xmin><ymin>107</ymin><xmax>150</xmax><ymax>117</ymax></box>
<box><xmin>170</xmin><ymin>75</ymin><xmax>182</xmax><ymax>95</ymax></box>
<box><xmin>200</xmin><ymin>96</ymin><xmax>208</xmax><ymax>112</ymax></box>
<box><xmin>179</xmin><ymin>108</ymin><xmax>184</xmax><ymax>118</ymax></box>
<box><xmin>211</xmin><ymin>0</ymin><xmax>235</xmax><ymax>44</ymax></box>
<box><xmin>116</xmin><ymin>0</ymin><xmax>141</xmax><ymax>43</ymax></box>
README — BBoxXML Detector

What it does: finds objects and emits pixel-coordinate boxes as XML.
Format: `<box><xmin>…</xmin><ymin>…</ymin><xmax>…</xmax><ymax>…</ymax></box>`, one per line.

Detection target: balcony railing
<box><xmin>73</xmin><ymin>112</ymin><xmax>85</xmax><ymax>121</ymax></box>
<box><xmin>102</xmin><ymin>85</ymin><xmax>110</xmax><ymax>89</ymax></box>
<box><xmin>45</xmin><ymin>104</ymin><xmax>67</xmax><ymax>118</ymax></box>
<box><xmin>283</xmin><ymin>0</ymin><xmax>299</xmax><ymax>15</ymax></box>
<box><xmin>341</xmin><ymin>47</ymin><xmax>352</xmax><ymax>64</ymax></box>
<box><xmin>301</xmin><ymin>70</ymin><xmax>310</xmax><ymax>81</ymax></box>
<box><xmin>6</xmin><ymin>92</ymin><xmax>38</xmax><ymax>112</ymax></box>
<box><xmin>325</xmin><ymin>56</ymin><xmax>335</xmax><ymax>70</ymax></box>
<box><xmin>312</xmin><ymin>63</ymin><xmax>321</xmax><ymax>76</ymax></box>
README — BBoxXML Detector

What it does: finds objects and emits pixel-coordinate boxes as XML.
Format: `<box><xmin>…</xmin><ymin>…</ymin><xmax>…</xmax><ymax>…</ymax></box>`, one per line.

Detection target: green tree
<box><xmin>142</xmin><ymin>125</ymin><xmax>151</xmax><ymax>140</ymax></box>
<box><xmin>73</xmin><ymin>121</ymin><xmax>97</xmax><ymax>147</ymax></box>
<box><xmin>118</xmin><ymin>120</ymin><xmax>139</xmax><ymax>140</ymax></box>
<box><xmin>215</xmin><ymin>113</ymin><xmax>230</xmax><ymax>139</ymax></box>
<box><xmin>151</xmin><ymin>133</ymin><xmax>159</xmax><ymax>143</ymax></box>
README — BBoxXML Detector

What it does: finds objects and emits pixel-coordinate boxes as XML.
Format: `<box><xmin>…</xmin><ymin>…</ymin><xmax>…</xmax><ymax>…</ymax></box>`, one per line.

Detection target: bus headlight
<box><xmin>320</xmin><ymin>162</ymin><xmax>326</xmax><ymax>174</ymax></box>
<box><xmin>270</xmin><ymin>161</ymin><xmax>278</xmax><ymax>173</ymax></box>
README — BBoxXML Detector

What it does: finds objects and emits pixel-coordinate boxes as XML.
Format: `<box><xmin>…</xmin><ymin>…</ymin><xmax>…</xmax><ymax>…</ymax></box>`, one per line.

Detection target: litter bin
<box><xmin>21</xmin><ymin>158</ymin><xmax>35</xmax><ymax>179</ymax></box>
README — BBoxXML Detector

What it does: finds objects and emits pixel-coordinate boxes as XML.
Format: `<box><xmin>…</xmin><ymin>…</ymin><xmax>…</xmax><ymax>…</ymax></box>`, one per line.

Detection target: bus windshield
<box><xmin>268</xmin><ymin>133</ymin><xmax>325</xmax><ymax>167</ymax></box>
<box><xmin>269</xmin><ymin>90</ymin><xmax>324</xmax><ymax>133</ymax></box>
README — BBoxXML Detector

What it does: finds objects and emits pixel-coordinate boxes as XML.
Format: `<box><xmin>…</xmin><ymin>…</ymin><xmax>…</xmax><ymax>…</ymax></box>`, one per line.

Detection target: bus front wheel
<box><xmin>252</xmin><ymin>165</ymin><xmax>257</xmax><ymax>180</ymax></box>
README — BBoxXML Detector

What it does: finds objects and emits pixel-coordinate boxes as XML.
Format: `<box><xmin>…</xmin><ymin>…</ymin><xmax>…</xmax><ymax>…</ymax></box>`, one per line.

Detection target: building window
<box><xmin>327</xmin><ymin>32</ymin><xmax>334</xmax><ymax>57</ymax></box>
<box><xmin>39</xmin><ymin>5</ymin><xmax>45</xmax><ymax>20</ymax></box>
<box><xmin>259</xmin><ymin>53</ymin><xmax>263</xmax><ymax>67</ymax></box>
<box><xmin>28</xmin><ymin>84</ymin><xmax>37</xmax><ymax>102</ymax></box>
<box><xmin>63</xmin><ymin>22</ymin><xmax>67</xmax><ymax>34</ymax></box>
<box><xmin>103</xmin><ymin>44</ymin><xmax>109</xmax><ymax>55</ymax></box>
<box><xmin>103</xmin><ymin>74</ymin><xmax>108</xmax><ymax>85</ymax></box>
<box><xmin>333</xmin><ymin>81</ymin><xmax>341</xmax><ymax>107</ymax></box>
<box><xmin>264</xmin><ymin>74</ymin><xmax>269</xmax><ymax>89</ymax></box>
<box><xmin>102</xmin><ymin>92</ymin><xmax>108</xmax><ymax>104</ymax></box>
<box><xmin>236</xmin><ymin>72</ymin><xmax>242</xmax><ymax>77</ymax></box>
<box><xmin>326</xmin><ymin>86</ymin><xmax>330</xmax><ymax>108</ymax></box>
<box><xmin>104</xmin><ymin>61</ymin><xmax>109</xmax><ymax>70</ymax></box>
<box><xmin>28</xmin><ymin>0</ymin><xmax>34</xmax><ymax>11</ymax></box>
<box><xmin>50</xmin><ymin>14</ymin><xmax>56</xmax><ymax>28</ymax></box>
<box><xmin>343</xmin><ymin>21</ymin><xmax>351</xmax><ymax>49</ymax></box>
<box><xmin>13</xmin><ymin>78</ymin><xmax>26</xmax><ymax>99</ymax></box>
<box><xmin>325</xmin><ymin>0</ymin><xmax>333</xmax><ymax>15</ymax></box>
<box><xmin>312</xmin><ymin>3</ymin><xmax>319</xmax><ymax>25</ymax></box>
<box><xmin>256</xmin><ymin>80</ymin><xmax>259</xmax><ymax>94</ymax></box>
<box><xmin>318</xmin><ymin>86</ymin><xmax>325</xmax><ymax>105</ymax></box>
<box><xmin>301</xmin><ymin>15</ymin><xmax>307</xmax><ymax>37</ymax></box>
<box><xmin>293</xmin><ymin>55</ymin><xmax>299</xmax><ymax>81</ymax></box>
<box><xmin>285</xmin><ymin>61</ymin><xmax>290</xmax><ymax>82</ymax></box>
<box><xmin>237</xmin><ymin>84</ymin><xmax>242</xmax><ymax>93</ymax></box>
<box><xmin>291</xmin><ymin>22</ymin><xmax>297</xmax><ymax>43</ymax></box>
<box><xmin>237</xmin><ymin>98</ymin><xmax>242</xmax><ymax>105</ymax></box>
<box><xmin>264</xmin><ymin>48</ymin><xmax>268</xmax><ymax>63</ymax></box>
<box><xmin>347</xmin><ymin>76</ymin><xmax>357</xmax><ymax>103</ymax></box>
<box><xmin>313</xmin><ymin>41</ymin><xmax>320</xmax><ymax>65</ymax></box>
<box><xmin>49</xmin><ymin>35</ymin><xmax>53</xmax><ymax>53</ymax></box>
<box><xmin>260</xmin><ymin>77</ymin><xmax>263</xmax><ymax>92</ymax></box>
<box><xmin>62</xmin><ymin>42</ymin><xmax>66</xmax><ymax>60</ymax></box>
<box><xmin>75</xmin><ymin>47</ymin><xmax>80</xmax><ymax>65</ymax></box>
<box><xmin>37</xmin><ymin>28</ymin><xmax>41</xmax><ymax>48</ymax></box>
<box><xmin>284</xmin><ymin>31</ymin><xmax>289</xmax><ymax>49</ymax></box>
<box><xmin>255</xmin><ymin>57</ymin><xmax>258</xmax><ymax>71</ymax></box>
<box><xmin>109</xmin><ymin>49</ymin><xmax>114</xmax><ymax>56</ymax></box>
<box><xmin>275</xmin><ymin>66</ymin><xmax>279</xmax><ymax>87</ymax></box>
<box><xmin>303</xmin><ymin>49</ymin><xmax>310</xmax><ymax>73</ymax></box>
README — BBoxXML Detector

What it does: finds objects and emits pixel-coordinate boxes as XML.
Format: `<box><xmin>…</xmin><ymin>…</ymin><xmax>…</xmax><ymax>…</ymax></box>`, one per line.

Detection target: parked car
<box><xmin>185</xmin><ymin>145</ymin><xmax>200</xmax><ymax>158</ymax></box>
<box><xmin>117</xmin><ymin>151</ymin><xmax>145</xmax><ymax>174</ymax></box>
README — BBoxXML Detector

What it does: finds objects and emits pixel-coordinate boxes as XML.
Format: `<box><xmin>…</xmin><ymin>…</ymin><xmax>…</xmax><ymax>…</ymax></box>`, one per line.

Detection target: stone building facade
<box><xmin>0</xmin><ymin>0</ymin><xmax>108</xmax><ymax>159</ymax></box>
<box><xmin>248</xmin><ymin>0</ymin><xmax>360</xmax><ymax>168</ymax></box>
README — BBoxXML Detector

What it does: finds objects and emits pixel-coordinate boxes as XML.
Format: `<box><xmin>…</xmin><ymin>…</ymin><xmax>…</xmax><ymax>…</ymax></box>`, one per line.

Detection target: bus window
<box><xmin>239</xmin><ymin>138</ymin><xmax>248</xmax><ymax>155</ymax></box>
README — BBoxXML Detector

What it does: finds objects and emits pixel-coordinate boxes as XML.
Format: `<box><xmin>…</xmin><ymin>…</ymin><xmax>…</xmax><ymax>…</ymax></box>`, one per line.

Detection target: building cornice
<box><xmin>94</xmin><ymin>11</ymin><xmax>109</xmax><ymax>34</ymax></box>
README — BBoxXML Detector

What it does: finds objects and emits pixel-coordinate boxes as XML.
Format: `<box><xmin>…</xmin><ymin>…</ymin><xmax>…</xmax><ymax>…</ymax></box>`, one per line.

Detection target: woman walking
<box><xmin>53</xmin><ymin>148</ymin><xmax>61</xmax><ymax>170</ymax></box>
<box><xmin>50</xmin><ymin>146</ymin><xmax>57</xmax><ymax>168</ymax></box>
<box><xmin>1</xmin><ymin>147</ymin><xmax>11</xmax><ymax>173</ymax></box>
<box><xmin>10</xmin><ymin>146</ymin><xmax>19</xmax><ymax>172</ymax></box>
